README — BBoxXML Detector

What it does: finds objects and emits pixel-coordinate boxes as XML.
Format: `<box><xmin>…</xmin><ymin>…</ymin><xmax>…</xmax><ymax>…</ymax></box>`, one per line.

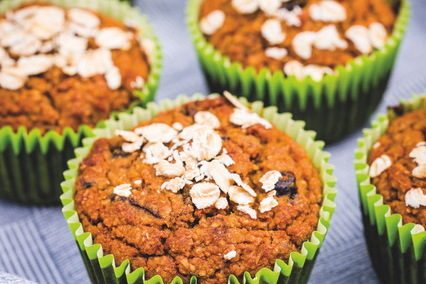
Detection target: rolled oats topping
<box><xmin>200</xmin><ymin>10</ymin><xmax>225</xmax><ymax>35</ymax></box>
<box><xmin>194</xmin><ymin>111</ymin><xmax>221</xmax><ymax>129</ymax></box>
<box><xmin>231</xmin><ymin>0</ymin><xmax>259</xmax><ymax>14</ymax></box>
<box><xmin>259</xmin><ymin>0</ymin><xmax>282</xmax><ymax>15</ymax></box>
<box><xmin>223</xmin><ymin>250</ymin><xmax>237</xmax><ymax>260</ymax></box>
<box><xmin>215</xmin><ymin>197</ymin><xmax>229</xmax><ymax>209</ymax></box>
<box><xmin>228</xmin><ymin>185</ymin><xmax>255</xmax><ymax>205</ymax></box>
<box><xmin>135</xmin><ymin>123</ymin><xmax>178</xmax><ymax>143</ymax></box>
<box><xmin>108</xmin><ymin>93</ymin><xmax>309</xmax><ymax>219</ymax></box>
<box><xmin>368</xmin><ymin>107</ymin><xmax>426</xmax><ymax>226</ymax></box>
<box><xmin>283</xmin><ymin>60</ymin><xmax>333</xmax><ymax>81</ymax></box>
<box><xmin>260</xmin><ymin>170</ymin><xmax>282</xmax><ymax>192</ymax></box>
<box><xmin>113</xmin><ymin>183</ymin><xmax>132</xmax><ymax>197</ymax></box>
<box><xmin>369</xmin><ymin>154</ymin><xmax>392</xmax><ymax>178</ymax></box>
<box><xmin>0</xmin><ymin>4</ymin><xmax>149</xmax><ymax>92</ymax></box>
<box><xmin>409</xmin><ymin>142</ymin><xmax>426</xmax><ymax>178</ymax></box>
<box><xmin>190</xmin><ymin>182</ymin><xmax>221</xmax><ymax>209</ymax></box>
<box><xmin>75</xmin><ymin>96</ymin><xmax>323</xmax><ymax>282</ymax></box>
<box><xmin>237</xmin><ymin>205</ymin><xmax>257</xmax><ymax>219</ymax></box>
<box><xmin>230</xmin><ymin>108</ymin><xmax>272</xmax><ymax>129</ymax></box>
<box><xmin>309</xmin><ymin>0</ymin><xmax>346</xmax><ymax>22</ymax></box>
<box><xmin>345</xmin><ymin>25</ymin><xmax>372</xmax><ymax>54</ymax></box>
<box><xmin>199</xmin><ymin>0</ymin><xmax>395</xmax><ymax>78</ymax></box>
<box><xmin>161</xmin><ymin>177</ymin><xmax>186</xmax><ymax>193</ymax></box>
<box><xmin>259</xmin><ymin>195</ymin><xmax>279</xmax><ymax>213</ymax></box>
<box><xmin>265</xmin><ymin>47</ymin><xmax>288</xmax><ymax>60</ymax></box>
<box><xmin>68</xmin><ymin>8</ymin><xmax>100</xmax><ymax>29</ymax></box>
<box><xmin>261</xmin><ymin>18</ymin><xmax>286</xmax><ymax>45</ymax></box>
<box><xmin>95</xmin><ymin>27</ymin><xmax>133</xmax><ymax>50</ymax></box>
<box><xmin>405</xmin><ymin>188</ymin><xmax>426</xmax><ymax>209</ymax></box>
<box><xmin>292</xmin><ymin>31</ymin><xmax>317</xmax><ymax>59</ymax></box>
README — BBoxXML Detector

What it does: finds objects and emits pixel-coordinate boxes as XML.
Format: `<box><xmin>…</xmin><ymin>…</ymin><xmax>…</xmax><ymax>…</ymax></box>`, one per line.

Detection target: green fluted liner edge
<box><xmin>354</xmin><ymin>95</ymin><xmax>426</xmax><ymax>284</ymax></box>
<box><xmin>0</xmin><ymin>0</ymin><xmax>162</xmax><ymax>204</ymax></box>
<box><xmin>61</xmin><ymin>94</ymin><xmax>337</xmax><ymax>284</ymax></box>
<box><xmin>186</xmin><ymin>0</ymin><xmax>410</xmax><ymax>143</ymax></box>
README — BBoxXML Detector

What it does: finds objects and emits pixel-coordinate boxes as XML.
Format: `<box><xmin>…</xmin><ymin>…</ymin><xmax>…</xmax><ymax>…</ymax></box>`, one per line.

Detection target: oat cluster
<box><xmin>113</xmin><ymin>93</ymin><xmax>285</xmax><ymax>218</ymax></box>
<box><xmin>0</xmin><ymin>5</ymin><xmax>152</xmax><ymax>90</ymax></box>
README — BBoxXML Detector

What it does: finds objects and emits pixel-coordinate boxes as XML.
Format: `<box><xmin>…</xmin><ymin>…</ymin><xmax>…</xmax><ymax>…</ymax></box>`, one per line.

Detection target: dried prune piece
<box><xmin>275</xmin><ymin>171</ymin><xmax>297</xmax><ymax>198</ymax></box>
<box><xmin>283</xmin><ymin>0</ymin><xmax>307</xmax><ymax>10</ymax></box>
<box><xmin>81</xmin><ymin>180</ymin><xmax>93</xmax><ymax>189</ymax></box>
<box><xmin>388</xmin><ymin>104</ymin><xmax>404</xmax><ymax>116</ymax></box>
<box><xmin>181</xmin><ymin>104</ymin><xmax>198</xmax><ymax>117</ymax></box>
<box><xmin>111</xmin><ymin>147</ymin><xmax>130</xmax><ymax>158</ymax></box>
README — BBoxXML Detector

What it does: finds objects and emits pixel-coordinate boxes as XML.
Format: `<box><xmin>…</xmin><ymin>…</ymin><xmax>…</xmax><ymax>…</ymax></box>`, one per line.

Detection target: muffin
<box><xmin>61</xmin><ymin>93</ymin><xmax>336</xmax><ymax>283</ymax></box>
<box><xmin>0</xmin><ymin>0</ymin><xmax>161</xmax><ymax>204</ymax></box>
<box><xmin>354</xmin><ymin>95</ymin><xmax>426</xmax><ymax>284</ymax></box>
<box><xmin>188</xmin><ymin>0</ymin><xmax>409</xmax><ymax>142</ymax></box>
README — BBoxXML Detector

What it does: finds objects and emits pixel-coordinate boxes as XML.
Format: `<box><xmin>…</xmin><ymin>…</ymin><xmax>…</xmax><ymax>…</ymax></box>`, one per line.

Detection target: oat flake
<box><xmin>405</xmin><ymin>188</ymin><xmax>426</xmax><ymax>209</ymax></box>
<box><xmin>223</xmin><ymin>250</ymin><xmax>237</xmax><ymax>260</ymax></box>
<box><xmin>230</xmin><ymin>108</ymin><xmax>272</xmax><ymax>129</ymax></box>
<box><xmin>155</xmin><ymin>160</ymin><xmax>185</xmax><ymax>178</ymax></box>
<box><xmin>208</xmin><ymin>160</ymin><xmax>232</xmax><ymax>193</ymax></box>
<box><xmin>261</xmin><ymin>18</ymin><xmax>286</xmax><ymax>45</ymax></box>
<box><xmin>194</xmin><ymin>111</ymin><xmax>220</xmax><ymax>129</ymax></box>
<box><xmin>369</xmin><ymin>154</ymin><xmax>392</xmax><ymax>178</ymax></box>
<box><xmin>200</xmin><ymin>10</ymin><xmax>225</xmax><ymax>35</ymax></box>
<box><xmin>228</xmin><ymin>186</ymin><xmax>254</xmax><ymax>205</ymax></box>
<box><xmin>190</xmin><ymin>182</ymin><xmax>221</xmax><ymax>209</ymax></box>
<box><xmin>113</xmin><ymin>183</ymin><xmax>132</xmax><ymax>197</ymax></box>
<box><xmin>232</xmin><ymin>0</ymin><xmax>259</xmax><ymax>14</ymax></box>
<box><xmin>161</xmin><ymin>177</ymin><xmax>186</xmax><ymax>193</ymax></box>
<box><xmin>265</xmin><ymin>47</ymin><xmax>288</xmax><ymax>60</ymax></box>
<box><xmin>345</xmin><ymin>25</ymin><xmax>372</xmax><ymax>54</ymax></box>
<box><xmin>237</xmin><ymin>205</ymin><xmax>257</xmax><ymax>219</ymax></box>
<box><xmin>215</xmin><ymin>197</ymin><xmax>229</xmax><ymax>210</ymax></box>
<box><xmin>259</xmin><ymin>195</ymin><xmax>279</xmax><ymax>213</ymax></box>
<box><xmin>260</xmin><ymin>170</ymin><xmax>282</xmax><ymax>192</ymax></box>
<box><xmin>309</xmin><ymin>0</ymin><xmax>346</xmax><ymax>23</ymax></box>
<box><xmin>135</xmin><ymin>123</ymin><xmax>178</xmax><ymax>143</ymax></box>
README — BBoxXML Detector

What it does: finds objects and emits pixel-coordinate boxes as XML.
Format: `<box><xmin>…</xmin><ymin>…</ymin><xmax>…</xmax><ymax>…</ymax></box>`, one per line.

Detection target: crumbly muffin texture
<box><xmin>75</xmin><ymin>96</ymin><xmax>322</xmax><ymax>283</ymax></box>
<box><xmin>199</xmin><ymin>0</ymin><xmax>396</xmax><ymax>81</ymax></box>
<box><xmin>368</xmin><ymin>107</ymin><xmax>426</xmax><ymax>227</ymax></box>
<box><xmin>0</xmin><ymin>4</ymin><xmax>151</xmax><ymax>132</ymax></box>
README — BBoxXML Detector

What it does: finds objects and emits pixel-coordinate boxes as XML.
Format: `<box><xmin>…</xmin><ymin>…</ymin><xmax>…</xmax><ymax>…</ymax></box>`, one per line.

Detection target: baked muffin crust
<box><xmin>198</xmin><ymin>0</ymin><xmax>397</xmax><ymax>80</ymax></box>
<box><xmin>75</xmin><ymin>96</ymin><xmax>323</xmax><ymax>283</ymax></box>
<box><xmin>0</xmin><ymin>3</ymin><xmax>151</xmax><ymax>132</ymax></box>
<box><xmin>368</xmin><ymin>107</ymin><xmax>426</xmax><ymax>227</ymax></box>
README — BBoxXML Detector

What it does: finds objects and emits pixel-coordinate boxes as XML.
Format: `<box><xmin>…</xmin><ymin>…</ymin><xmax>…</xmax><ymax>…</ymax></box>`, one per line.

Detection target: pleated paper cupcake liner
<box><xmin>0</xmin><ymin>0</ymin><xmax>162</xmax><ymax>204</ymax></box>
<box><xmin>354</xmin><ymin>95</ymin><xmax>426</xmax><ymax>284</ymax></box>
<box><xmin>61</xmin><ymin>94</ymin><xmax>337</xmax><ymax>284</ymax></box>
<box><xmin>187</xmin><ymin>0</ymin><xmax>410</xmax><ymax>143</ymax></box>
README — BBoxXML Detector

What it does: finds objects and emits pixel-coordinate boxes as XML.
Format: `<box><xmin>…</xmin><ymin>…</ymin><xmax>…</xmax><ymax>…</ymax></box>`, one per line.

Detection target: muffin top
<box><xmin>0</xmin><ymin>3</ymin><xmax>152</xmax><ymax>133</ymax></box>
<box><xmin>198</xmin><ymin>0</ymin><xmax>396</xmax><ymax>80</ymax></box>
<box><xmin>74</xmin><ymin>94</ymin><xmax>323</xmax><ymax>283</ymax></box>
<box><xmin>368</xmin><ymin>106</ymin><xmax>426</xmax><ymax>227</ymax></box>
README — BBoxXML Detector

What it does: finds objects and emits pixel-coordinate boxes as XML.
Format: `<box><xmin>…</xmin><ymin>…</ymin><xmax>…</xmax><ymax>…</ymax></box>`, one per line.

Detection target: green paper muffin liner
<box><xmin>187</xmin><ymin>0</ymin><xmax>410</xmax><ymax>143</ymax></box>
<box><xmin>0</xmin><ymin>0</ymin><xmax>162</xmax><ymax>204</ymax></box>
<box><xmin>354</xmin><ymin>95</ymin><xmax>426</xmax><ymax>284</ymax></box>
<box><xmin>61</xmin><ymin>94</ymin><xmax>337</xmax><ymax>284</ymax></box>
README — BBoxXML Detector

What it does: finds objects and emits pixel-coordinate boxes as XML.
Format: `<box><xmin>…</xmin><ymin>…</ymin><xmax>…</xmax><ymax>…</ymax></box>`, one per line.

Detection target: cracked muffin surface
<box><xmin>368</xmin><ymin>106</ymin><xmax>426</xmax><ymax>227</ymax></box>
<box><xmin>0</xmin><ymin>3</ymin><xmax>151</xmax><ymax>133</ymax></box>
<box><xmin>74</xmin><ymin>96</ymin><xmax>322</xmax><ymax>283</ymax></box>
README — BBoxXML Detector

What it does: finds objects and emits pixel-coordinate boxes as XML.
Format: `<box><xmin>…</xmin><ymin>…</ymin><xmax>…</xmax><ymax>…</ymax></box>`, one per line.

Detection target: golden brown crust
<box><xmin>74</xmin><ymin>97</ymin><xmax>322</xmax><ymax>283</ymax></box>
<box><xmin>0</xmin><ymin>4</ymin><xmax>150</xmax><ymax>133</ymax></box>
<box><xmin>368</xmin><ymin>108</ymin><xmax>426</xmax><ymax>226</ymax></box>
